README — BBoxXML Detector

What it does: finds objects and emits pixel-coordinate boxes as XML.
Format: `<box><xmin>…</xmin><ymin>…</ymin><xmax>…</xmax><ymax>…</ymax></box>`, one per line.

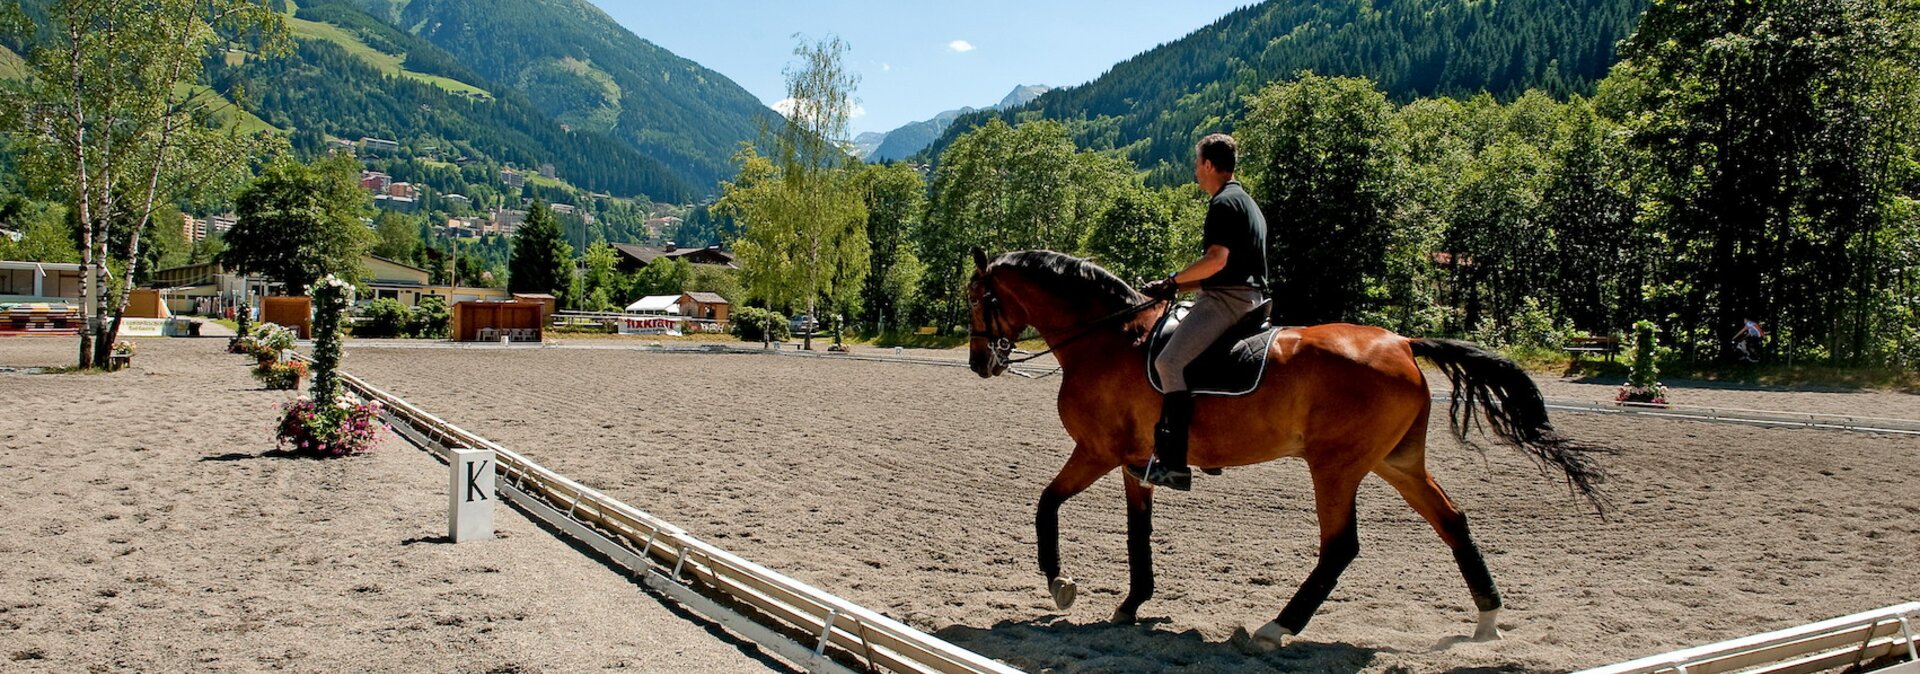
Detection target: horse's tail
<box><xmin>1409</xmin><ymin>337</ymin><xmax>1613</xmax><ymax>516</ymax></box>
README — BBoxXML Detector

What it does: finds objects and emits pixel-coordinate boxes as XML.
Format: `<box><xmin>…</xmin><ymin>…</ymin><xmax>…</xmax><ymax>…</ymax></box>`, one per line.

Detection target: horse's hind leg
<box><xmin>1241</xmin><ymin>465</ymin><xmax>1366</xmax><ymax>651</ymax></box>
<box><xmin>1036</xmin><ymin>447</ymin><xmax>1106</xmax><ymax>611</ymax></box>
<box><xmin>1376</xmin><ymin>455</ymin><xmax>1504</xmax><ymax>642</ymax></box>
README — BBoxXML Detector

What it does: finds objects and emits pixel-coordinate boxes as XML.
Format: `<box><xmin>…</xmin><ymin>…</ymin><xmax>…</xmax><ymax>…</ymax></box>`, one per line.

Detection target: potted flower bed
<box><xmin>252</xmin><ymin>359</ymin><xmax>308</xmax><ymax>390</ymax></box>
<box><xmin>107</xmin><ymin>340</ymin><xmax>135</xmax><ymax>371</ymax></box>
<box><xmin>276</xmin><ymin>397</ymin><xmax>383</xmax><ymax>457</ymax></box>
<box><xmin>245</xmin><ymin>323</ymin><xmax>296</xmax><ymax>364</ymax></box>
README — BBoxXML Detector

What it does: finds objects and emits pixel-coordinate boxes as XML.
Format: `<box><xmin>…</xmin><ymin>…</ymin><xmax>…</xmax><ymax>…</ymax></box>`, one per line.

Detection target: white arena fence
<box><xmin>320</xmin><ymin>364</ymin><xmax>1024</xmax><ymax>674</ymax></box>
<box><xmin>326</xmin><ymin>338</ymin><xmax>1920</xmax><ymax>436</ymax></box>
<box><xmin>1573</xmin><ymin>602</ymin><xmax>1920</xmax><ymax>674</ymax></box>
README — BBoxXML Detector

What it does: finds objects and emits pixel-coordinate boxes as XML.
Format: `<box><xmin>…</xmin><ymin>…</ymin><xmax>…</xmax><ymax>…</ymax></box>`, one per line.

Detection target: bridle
<box><xmin>969</xmin><ymin>272</ymin><xmax>1162</xmax><ymax>375</ymax></box>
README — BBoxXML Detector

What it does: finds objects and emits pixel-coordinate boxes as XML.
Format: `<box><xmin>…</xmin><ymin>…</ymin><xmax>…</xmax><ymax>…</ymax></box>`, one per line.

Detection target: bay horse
<box><xmin>965</xmin><ymin>249</ymin><xmax>1610</xmax><ymax>651</ymax></box>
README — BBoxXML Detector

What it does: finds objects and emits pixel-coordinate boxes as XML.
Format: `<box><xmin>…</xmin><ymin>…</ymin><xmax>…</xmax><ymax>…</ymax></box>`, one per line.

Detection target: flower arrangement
<box><xmin>244</xmin><ymin>323</ymin><xmax>296</xmax><ymax>363</ymax></box>
<box><xmin>276</xmin><ymin>397</ymin><xmax>383</xmax><ymax>457</ymax></box>
<box><xmin>229</xmin><ymin>303</ymin><xmax>256</xmax><ymax>353</ymax></box>
<box><xmin>252</xmin><ymin>359</ymin><xmax>309</xmax><ymax>390</ymax></box>
<box><xmin>1616</xmin><ymin>319</ymin><xmax>1670</xmax><ymax>406</ymax></box>
<box><xmin>275</xmin><ymin>274</ymin><xmax>380</xmax><ymax>458</ymax></box>
<box><xmin>112</xmin><ymin>340</ymin><xmax>136</xmax><ymax>356</ymax></box>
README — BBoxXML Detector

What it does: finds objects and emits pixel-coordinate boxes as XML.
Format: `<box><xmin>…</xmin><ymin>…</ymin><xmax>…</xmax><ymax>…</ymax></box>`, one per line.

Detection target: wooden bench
<box><xmin>914</xmin><ymin>326</ymin><xmax>939</xmax><ymax>336</ymax></box>
<box><xmin>1565</xmin><ymin>336</ymin><xmax>1621</xmax><ymax>362</ymax></box>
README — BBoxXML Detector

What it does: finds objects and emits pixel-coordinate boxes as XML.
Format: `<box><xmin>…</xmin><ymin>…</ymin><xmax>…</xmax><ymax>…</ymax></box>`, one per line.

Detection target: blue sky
<box><xmin>593</xmin><ymin>1</ymin><xmax>1254</xmax><ymax>136</ymax></box>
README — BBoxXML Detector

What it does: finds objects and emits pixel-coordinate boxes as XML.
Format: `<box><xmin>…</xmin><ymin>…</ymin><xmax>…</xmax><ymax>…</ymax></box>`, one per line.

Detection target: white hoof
<box><xmin>1110</xmin><ymin>607</ymin><xmax>1136</xmax><ymax>625</ymax></box>
<box><xmin>1232</xmin><ymin>621</ymin><xmax>1294</xmax><ymax>653</ymax></box>
<box><xmin>1048</xmin><ymin>577</ymin><xmax>1078</xmax><ymax>610</ymax></box>
<box><xmin>1474</xmin><ymin>609</ymin><xmax>1504</xmax><ymax>642</ymax></box>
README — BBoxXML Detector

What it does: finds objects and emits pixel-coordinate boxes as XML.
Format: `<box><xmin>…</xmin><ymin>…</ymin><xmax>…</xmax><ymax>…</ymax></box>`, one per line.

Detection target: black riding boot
<box><xmin>1136</xmin><ymin>391</ymin><xmax>1195</xmax><ymax>490</ymax></box>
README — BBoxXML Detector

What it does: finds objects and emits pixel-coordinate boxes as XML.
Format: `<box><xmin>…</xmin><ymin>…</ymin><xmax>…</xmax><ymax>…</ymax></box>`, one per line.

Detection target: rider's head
<box><xmin>1194</xmin><ymin>133</ymin><xmax>1237</xmax><ymax>194</ymax></box>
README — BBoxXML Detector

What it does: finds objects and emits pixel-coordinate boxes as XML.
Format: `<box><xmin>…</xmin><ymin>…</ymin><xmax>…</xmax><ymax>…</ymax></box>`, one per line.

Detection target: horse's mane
<box><xmin>988</xmin><ymin>250</ymin><xmax>1146</xmax><ymax>308</ymax></box>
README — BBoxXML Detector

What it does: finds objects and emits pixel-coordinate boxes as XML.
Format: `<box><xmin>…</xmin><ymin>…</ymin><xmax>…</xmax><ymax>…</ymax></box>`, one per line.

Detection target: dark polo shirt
<box><xmin>1200</xmin><ymin>180</ymin><xmax>1268</xmax><ymax>291</ymax></box>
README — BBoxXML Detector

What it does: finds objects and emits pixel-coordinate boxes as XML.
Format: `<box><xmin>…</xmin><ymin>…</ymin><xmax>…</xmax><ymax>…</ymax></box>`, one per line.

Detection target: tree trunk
<box><xmin>803</xmin><ymin>297</ymin><xmax>816</xmax><ymax>351</ymax></box>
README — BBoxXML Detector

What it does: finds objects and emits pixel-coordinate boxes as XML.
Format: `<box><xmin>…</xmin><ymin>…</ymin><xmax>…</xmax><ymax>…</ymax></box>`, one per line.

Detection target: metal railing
<box><xmin>1575</xmin><ymin>602</ymin><xmax>1920</xmax><ymax>674</ymax></box>
<box><xmin>333</xmin><ymin>367</ymin><xmax>1023</xmax><ymax>674</ymax></box>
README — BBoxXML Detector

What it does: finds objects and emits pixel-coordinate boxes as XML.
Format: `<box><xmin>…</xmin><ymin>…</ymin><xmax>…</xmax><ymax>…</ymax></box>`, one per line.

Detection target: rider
<box><xmin>1732</xmin><ymin>319</ymin><xmax>1764</xmax><ymax>363</ymax></box>
<box><xmin>1125</xmin><ymin>133</ymin><xmax>1269</xmax><ymax>491</ymax></box>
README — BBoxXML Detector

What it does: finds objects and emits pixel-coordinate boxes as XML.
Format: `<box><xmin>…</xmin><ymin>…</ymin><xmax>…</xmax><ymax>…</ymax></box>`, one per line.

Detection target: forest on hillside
<box><xmin>927</xmin><ymin>0</ymin><xmax>1649</xmax><ymax>184</ymax></box>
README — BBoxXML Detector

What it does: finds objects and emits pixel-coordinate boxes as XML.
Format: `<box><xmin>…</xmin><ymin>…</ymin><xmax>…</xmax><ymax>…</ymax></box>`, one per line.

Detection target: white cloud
<box><xmin>947</xmin><ymin>40</ymin><xmax>975</xmax><ymax>53</ymax></box>
<box><xmin>881</xmin><ymin>62</ymin><xmax>892</xmax><ymax>72</ymax></box>
<box><xmin>773</xmin><ymin>98</ymin><xmax>865</xmax><ymax>120</ymax></box>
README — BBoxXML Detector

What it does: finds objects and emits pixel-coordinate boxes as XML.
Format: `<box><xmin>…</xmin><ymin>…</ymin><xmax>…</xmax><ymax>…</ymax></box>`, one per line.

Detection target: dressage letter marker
<box><xmin>449</xmin><ymin>448</ymin><xmax>495</xmax><ymax>542</ymax></box>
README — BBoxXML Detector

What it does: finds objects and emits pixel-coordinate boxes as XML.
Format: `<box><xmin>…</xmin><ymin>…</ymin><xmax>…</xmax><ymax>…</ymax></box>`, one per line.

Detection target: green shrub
<box><xmin>731</xmin><ymin>306</ymin><xmax>790</xmax><ymax>342</ymax></box>
<box><xmin>358</xmin><ymin>298</ymin><xmax>409</xmax><ymax>338</ymax></box>
<box><xmin>409</xmin><ymin>296</ymin><xmax>450</xmax><ymax>338</ymax></box>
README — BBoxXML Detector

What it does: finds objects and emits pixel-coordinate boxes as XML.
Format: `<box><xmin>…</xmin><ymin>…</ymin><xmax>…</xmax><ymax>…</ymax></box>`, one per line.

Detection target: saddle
<box><xmin>1146</xmin><ymin>300</ymin><xmax>1280</xmax><ymax>396</ymax></box>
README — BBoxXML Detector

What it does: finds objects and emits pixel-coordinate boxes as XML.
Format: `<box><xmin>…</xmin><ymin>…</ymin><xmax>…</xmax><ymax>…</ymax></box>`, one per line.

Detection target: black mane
<box><xmin>989</xmin><ymin>250</ymin><xmax>1145</xmax><ymax>306</ymax></box>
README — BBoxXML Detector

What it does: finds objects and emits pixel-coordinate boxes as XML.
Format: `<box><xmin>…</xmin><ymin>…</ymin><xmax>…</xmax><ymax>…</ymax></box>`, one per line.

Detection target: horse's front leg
<box><xmin>1036</xmin><ymin>447</ymin><xmax>1106</xmax><ymax>611</ymax></box>
<box><xmin>1111</xmin><ymin>473</ymin><xmax>1155</xmax><ymax>624</ymax></box>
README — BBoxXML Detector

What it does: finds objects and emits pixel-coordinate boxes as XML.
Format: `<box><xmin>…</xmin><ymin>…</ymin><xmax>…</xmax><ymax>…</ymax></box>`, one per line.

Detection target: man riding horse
<box><xmin>1126</xmin><ymin>133</ymin><xmax>1268</xmax><ymax>491</ymax></box>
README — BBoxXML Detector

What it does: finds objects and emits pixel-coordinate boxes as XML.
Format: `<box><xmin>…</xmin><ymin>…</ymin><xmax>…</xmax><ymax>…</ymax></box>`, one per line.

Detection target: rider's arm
<box><xmin>1171</xmin><ymin>245</ymin><xmax>1230</xmax><ymax>290</ymax></box>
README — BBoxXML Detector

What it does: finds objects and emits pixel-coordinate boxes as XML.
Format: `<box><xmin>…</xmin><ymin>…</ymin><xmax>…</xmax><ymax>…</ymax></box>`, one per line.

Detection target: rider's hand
<box><xmin>1141</xmin><ymin>275</ymin><xmax>1178</xmax><ymax>299</ymax></box>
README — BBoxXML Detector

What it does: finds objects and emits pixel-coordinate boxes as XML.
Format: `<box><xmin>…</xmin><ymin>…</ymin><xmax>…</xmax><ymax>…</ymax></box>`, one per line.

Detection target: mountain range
<box><xmin>6</xmin><ymin>0</ymin><xmax>1653</xmax><ymax>204</ymax></box>
<box><xmin>857</xmin><ymin>84</ymin><xmax>1050</xmax><ymax>162</ymax></box>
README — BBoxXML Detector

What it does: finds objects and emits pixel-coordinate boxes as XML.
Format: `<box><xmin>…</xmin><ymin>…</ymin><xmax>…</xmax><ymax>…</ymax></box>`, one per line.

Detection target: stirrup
<box><xmin>1127</xmin><ymin>458</ymin><xmax>1191</xmax><ymax>491</ymax></box>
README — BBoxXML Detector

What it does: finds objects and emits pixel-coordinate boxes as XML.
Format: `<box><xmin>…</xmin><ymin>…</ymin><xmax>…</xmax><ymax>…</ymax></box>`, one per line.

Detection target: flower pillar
<box><xmin>308</xmin><ymin>274</ymin><xmax>352</xmax><ymax>407</ymax></box>
<box><xmin>1618</xmin><ymin>319</ymin><xmax>1669</xmax><ymax>405</ymax></box>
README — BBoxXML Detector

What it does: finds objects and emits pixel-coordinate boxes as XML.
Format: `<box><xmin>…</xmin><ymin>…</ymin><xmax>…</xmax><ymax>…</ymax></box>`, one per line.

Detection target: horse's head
<box><xmin>967</xmin><ymin>247</ymin><xmax>1030</xmax><ymax>378</ymax></box>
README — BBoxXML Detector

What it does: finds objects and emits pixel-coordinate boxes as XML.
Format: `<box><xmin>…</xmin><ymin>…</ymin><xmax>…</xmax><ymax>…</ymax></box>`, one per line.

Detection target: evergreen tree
<box><xmin>508</xmin><ymin>200</ymin><xmax>574</xmax><ymax>304</ymax></box>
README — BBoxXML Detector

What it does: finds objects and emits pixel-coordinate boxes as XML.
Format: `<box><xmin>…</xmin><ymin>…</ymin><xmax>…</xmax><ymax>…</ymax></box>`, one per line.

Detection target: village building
<box><xmin>0</xmin><ymin>260</ymin><xmax>84</xmax><ymax>303</ymax></box>
<box><xmin>500</xmin><ymin>168</ymin><xmax>525</xmax><ymax>189</ymax></box>
<box><xmin>358</xmin><ymin>137</ymin><xmax>400</xmax><ymax>154</ymax></box>
<box><xmin>608</xmin><ymin>242</ymin><xmax>736</xmax><ymax>273</ymax></box>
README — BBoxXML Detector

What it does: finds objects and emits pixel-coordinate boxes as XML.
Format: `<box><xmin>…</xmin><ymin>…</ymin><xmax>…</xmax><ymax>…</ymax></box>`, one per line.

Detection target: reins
<box><xmin>972</xmin><ymin>273</ymin><xmax>1163</xmax><ymax>375</ymax></box>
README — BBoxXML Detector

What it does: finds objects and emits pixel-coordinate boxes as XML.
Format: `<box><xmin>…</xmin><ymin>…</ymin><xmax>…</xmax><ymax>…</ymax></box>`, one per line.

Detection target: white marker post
<box><xmin>449</xmin><ymin>448</ymin><xmax>495</xmax><ymax>542</ymax></box>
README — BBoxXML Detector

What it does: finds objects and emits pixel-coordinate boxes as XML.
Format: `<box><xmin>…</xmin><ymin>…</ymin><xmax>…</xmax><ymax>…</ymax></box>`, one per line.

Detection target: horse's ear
<box><xmin>972</xmin><ymin>247</ymin><xmax>989</xmax><ymax>271</ymax></box>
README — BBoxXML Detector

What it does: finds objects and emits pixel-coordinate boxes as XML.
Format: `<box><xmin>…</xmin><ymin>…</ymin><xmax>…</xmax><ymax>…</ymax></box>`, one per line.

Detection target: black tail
<box><xmin>1409</xmin><ymin>338</ymin><xmax>1613</xmax><ymax>515</ymax></box>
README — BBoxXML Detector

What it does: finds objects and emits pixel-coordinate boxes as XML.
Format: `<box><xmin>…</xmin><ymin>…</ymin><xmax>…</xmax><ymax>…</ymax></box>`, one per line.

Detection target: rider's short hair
<box><xmin>1196</xmin><ymin>133</ymin><xmax>1237</xmax><ymax>174</ymax></box>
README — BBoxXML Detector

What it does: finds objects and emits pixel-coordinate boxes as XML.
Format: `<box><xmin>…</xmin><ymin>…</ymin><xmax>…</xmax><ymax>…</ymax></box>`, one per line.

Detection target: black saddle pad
<box><xmin>1146</xmin><ymin>301</ymin><xmax>1280</xmax><ymax>396</ymax></box>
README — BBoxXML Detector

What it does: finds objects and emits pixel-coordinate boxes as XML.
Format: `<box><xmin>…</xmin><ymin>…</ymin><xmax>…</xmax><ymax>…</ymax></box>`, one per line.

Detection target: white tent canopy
<box><xmin>624</xmin><ymin>295</ymin><xmax>682</xmax><ymax>314</ymax></box>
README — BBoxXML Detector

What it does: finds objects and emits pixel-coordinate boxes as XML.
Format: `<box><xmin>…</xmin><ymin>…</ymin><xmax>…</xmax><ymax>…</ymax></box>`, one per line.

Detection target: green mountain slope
<box><xmin>203</xmin><ymin>2</ymin><xmax>693</xmax><ymax>202</ymax></box>
<box><xmin>928</xmin><ymin>0</ymin><xmax>1648</xmax><ymax>178</ymax></box>
<box><xmin>351</xmin><ymin>0</ymin><xmax>781</xmax><ymax>193</ymax></box>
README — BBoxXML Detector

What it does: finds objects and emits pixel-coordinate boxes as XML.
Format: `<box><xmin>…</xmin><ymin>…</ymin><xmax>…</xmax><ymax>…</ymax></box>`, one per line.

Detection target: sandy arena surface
<box><xmin>4</xmin><ymin>336</ymin><xmax>1917</xmax><ymax>673</ymax></box>
<box><xmin>330</xmin><ymin>339</ymin><xmax>1919</xmax><ymax>673</ymax></box>
<box><xmin>0</xmin><ymin>337</ymin><xmax>793</xmax><ymax>673</ymax></box>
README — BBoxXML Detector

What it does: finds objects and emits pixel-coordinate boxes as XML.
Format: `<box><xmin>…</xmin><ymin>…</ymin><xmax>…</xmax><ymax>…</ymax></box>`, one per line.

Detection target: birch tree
<box><xmin>6</xmin><ymin>0</ymin><xmax>287</xmax><ymax>368</ymax></box>
<box><xmin>713</xmin><ymin>36</ymin><xmax>867</xmax><ymax>350</ymax></box>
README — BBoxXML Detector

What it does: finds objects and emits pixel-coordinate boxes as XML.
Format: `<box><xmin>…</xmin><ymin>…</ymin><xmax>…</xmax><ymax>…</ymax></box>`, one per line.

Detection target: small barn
<box><xmin>451</xmin><ymin>301</ymin><xmax>544</xmax><ymax>342</ymax></box>
<box><xmin>677</xmin><ymin>292</ymin><xmax>730</xmax><ymax>323</ymax></box>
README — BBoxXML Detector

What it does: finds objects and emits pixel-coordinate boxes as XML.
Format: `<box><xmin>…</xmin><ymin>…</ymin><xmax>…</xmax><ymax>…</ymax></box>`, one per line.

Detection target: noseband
<box><xmin>969</xmin><ymin>276</ymin><xmax>1020</xmax><ymax>371</ymax></box>
<box><xmin>970</xmin><ymin>273</ymin><xmax>1162</xmax><ymax>373</ymax></box>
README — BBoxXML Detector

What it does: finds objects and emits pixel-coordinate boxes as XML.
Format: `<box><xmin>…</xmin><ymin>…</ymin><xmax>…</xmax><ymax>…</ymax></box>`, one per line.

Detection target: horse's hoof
<box><xmin>1231</xmin><ymin>622</ymin><xmax>1294</xmax><ymax>653</ymax></box>
<box><xmin>1110</xmin><ymin>607</ymin><xmax>1136</xmax><ymax>625</ymax></box>
<box><xmin>1048</xmin><ymin>577</ymin><xmax>1078</xmax><ymax>610</ymax></box>
<box><xmin>1473</xmin><ymin>610</ymin><xmax>1503</xmax><ymax>642</ymax></box>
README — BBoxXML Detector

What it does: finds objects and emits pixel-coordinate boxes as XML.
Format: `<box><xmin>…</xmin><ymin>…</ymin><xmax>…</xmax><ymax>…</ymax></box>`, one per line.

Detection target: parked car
<box><xmin>788</xmin><ymin>314</ymin><xmax>818</xmax><ymax>334</ymax></box>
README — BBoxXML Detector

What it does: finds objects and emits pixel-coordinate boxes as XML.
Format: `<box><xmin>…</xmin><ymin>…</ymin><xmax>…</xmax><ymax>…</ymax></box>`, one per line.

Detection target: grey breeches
<box><xmin>1154</xmin><ymin>286</ymin><xmax>1263</xmax><ymax>393</ymax></box>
